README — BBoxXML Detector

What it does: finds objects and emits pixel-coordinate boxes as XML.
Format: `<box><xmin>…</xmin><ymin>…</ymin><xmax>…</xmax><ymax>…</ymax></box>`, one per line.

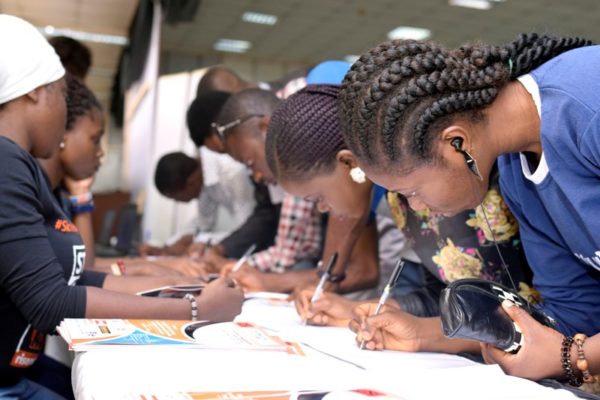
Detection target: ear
<box><xmin>186</xmin><ymin>163</ymin><xmax>204</xmax><ymax>186</ymax></box>
<box><xmin>258</xmin><ymin>115</ymin><xmax>271</xmax><ymax>139</ymax></box>
<box><xmin>61</xmin><ymin>131</ymin><xmax>73</xmax><ymax>147</ymax></box>
<box><xmin>336</xmin><ymin>149</ymin><xmax>358</xmax><ymax>170</ymax></box>
<box><xmin>439</xmin><ymin>124</ymin><xmax>473</xmax><ymax>154</ymax></box>
<box><xmin>204</xmin><ymin>133</ymin><xmax>225</xmax><ymax>153</ymax></box>
<box><xmin>24</xmin><ymin>87</ymin><xmax>41</xmax><ymax>103</ymax></box>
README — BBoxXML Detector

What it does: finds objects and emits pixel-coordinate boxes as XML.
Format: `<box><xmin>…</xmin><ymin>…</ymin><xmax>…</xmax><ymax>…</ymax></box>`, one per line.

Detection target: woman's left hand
<box><xmin>64</xmin><ymin>176</ymin><xmax>95</xmax><ymax>195</ymax></box>
<box><xmin>480</xmin><ymin>300</ymin><xmax>565</xmax><ymax>381</ymax></box>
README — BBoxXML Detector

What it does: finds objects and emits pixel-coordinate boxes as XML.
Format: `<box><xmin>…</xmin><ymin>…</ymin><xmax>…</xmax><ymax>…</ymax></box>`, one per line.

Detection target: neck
<box><xmin>484</xmin><ymin>81</ymin><xmax>542</xmax><ymax>158</ymax></box>
<box><xmin>357</xmin><ymin>180</ymin><xmax>374</xmax><ymax>219</ymax></box>
<box><xmin>0</xmin><ymin>106</ymin><xmax>32</xmax><ymax>152</ymax></box>
<box><xmin>37</xmin><ymin>156</ymin><xmax>64</xmax><ymax>189</ymax></box>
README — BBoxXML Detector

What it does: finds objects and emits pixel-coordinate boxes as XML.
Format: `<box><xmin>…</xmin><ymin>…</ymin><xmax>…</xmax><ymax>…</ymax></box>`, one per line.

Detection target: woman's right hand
<box><xmin>196</xmin><ymin>277</ymin><xmax>244</xmax><ymax>322</ymax></box>
<box><xmin>349</xmin><ymin>303</ymin><xmax>423</xmax><ymax>352</ymax></box>
<box><xmin>294</xmin><ymin>289</ymin><xmax>357</xmax><ymax>327</ymax></box>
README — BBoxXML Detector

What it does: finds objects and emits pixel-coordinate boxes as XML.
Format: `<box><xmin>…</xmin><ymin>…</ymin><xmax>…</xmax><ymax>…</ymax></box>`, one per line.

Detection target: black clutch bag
<box><xmin>439</xmin><ymin>279</ymin><xmax>556</xmax><ymax>353</ymax></box>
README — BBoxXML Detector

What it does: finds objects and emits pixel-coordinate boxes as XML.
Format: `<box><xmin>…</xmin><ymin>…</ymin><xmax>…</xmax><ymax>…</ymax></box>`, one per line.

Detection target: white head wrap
<box><xmin>0</xmin><ymin>14</ymin><xmax>65</xmax><ymax>105</ymax></box>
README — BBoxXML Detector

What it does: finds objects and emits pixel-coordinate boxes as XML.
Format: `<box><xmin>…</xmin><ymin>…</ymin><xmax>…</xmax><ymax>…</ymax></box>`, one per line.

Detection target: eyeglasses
<box><xmin>211</xmin><ymin>114</ymin><xmax>265</xmax><ymax>142</ymax></box>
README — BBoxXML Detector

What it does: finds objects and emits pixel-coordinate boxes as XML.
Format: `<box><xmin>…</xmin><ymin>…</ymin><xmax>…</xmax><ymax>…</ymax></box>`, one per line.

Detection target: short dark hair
<box><xmin>48</xmin><ymin>36</ymin><xmax>92</xmax><ymax>80</ymax></box>
<box><xmin>266</xmin><ymin>85</ymin><xmax>344</xmax><ymax>181</ymax></box>
<box><xmin>154</xmin><ymin>152</ymin><xmax>199</xmax><ymax>195</ymax></box>
<box><xmin>66</xmin><ymin>73</ymin><xmax>102</xmax><ymax>131</ymax></box>
<box><xmin>217</xmin><ymin>88</ymin><xmax>280</xmax><ymax>133</ymax></box>
<box><xmin>196</xmin><ymin>66</ymin><xmax>243</xmax><ymax>96</ymax></box>
<box><xmin>186</xmin><ymin>91</ymin><xmax>230</xmax><ymax>147</ymax></box>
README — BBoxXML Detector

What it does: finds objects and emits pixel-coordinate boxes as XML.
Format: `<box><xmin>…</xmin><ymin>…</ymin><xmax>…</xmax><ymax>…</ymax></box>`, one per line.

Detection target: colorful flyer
<box><xmin>57</xmin><ymin>319</ymin><xmax>300</xmax><ymax>353</ymax></box>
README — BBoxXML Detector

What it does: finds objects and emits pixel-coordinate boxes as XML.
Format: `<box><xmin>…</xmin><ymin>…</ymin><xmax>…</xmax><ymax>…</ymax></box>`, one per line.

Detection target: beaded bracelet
<box><xmin>184</xmin><ymin>293</ymin><xmax>198</xmax><ymax>321</ymax></box>
<box><xmin>561</xmin><ymin>336</ymin><xmax>583</xmax><ymax>386</ymax></box>
<box><xmin>573</xmin><ymin>333</ymin><xmax>597</xmax><ymax>384</ymax></box>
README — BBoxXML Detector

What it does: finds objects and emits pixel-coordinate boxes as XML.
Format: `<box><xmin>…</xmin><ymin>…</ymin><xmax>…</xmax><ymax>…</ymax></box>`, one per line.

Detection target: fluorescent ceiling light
<box><xmin>39</xmin><ymin>25</ymin><xmax>129</xmax><ymax>46</ymax></box>
<box><xmin>344</xmin><ymin>55</ymin><xmax>359</xmax><ymax>63</ymax></box>
<box><xmin>214</xmin><ymin>39</ymin><xmax>251</xmax><ymax>53</ymax></box>
<box><xmin>387</xmin><ymin>26</ymin><xmax>431</xmax><ymax>41</ymax></box>
<box><xmin>242</xmin><ymin>11</ymin><xmax>278</xmax><ymax>25</ymax></box>
<box><xmin>449</xmin><ymin>0</ymin><xmax>495</xmax><ymax>10</ymax></box>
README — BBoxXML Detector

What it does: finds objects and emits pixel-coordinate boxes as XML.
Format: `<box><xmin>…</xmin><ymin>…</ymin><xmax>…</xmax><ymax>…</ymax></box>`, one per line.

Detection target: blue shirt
<box><xmin>498</xmin><ymin>46</ymin><xmax>600</xmax><ymax>335</ymax></box>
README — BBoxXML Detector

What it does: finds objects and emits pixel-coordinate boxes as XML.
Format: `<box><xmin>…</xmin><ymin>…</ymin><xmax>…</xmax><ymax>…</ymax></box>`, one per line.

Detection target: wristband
<box><xmin>69</xmin><ymin>192</ymin><xmax>93</xmax><ymax>206</ymax></box>
<box><xmin>71</xmin><ymin>202</ymin><xmax>95</xmax><ymax>214</ymax></box>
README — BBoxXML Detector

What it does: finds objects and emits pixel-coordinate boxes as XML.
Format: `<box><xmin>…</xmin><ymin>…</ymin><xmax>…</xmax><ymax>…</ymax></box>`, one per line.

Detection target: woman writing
<box><xmin>338</xmin><ymin>33</ymin><xmax>599</xmax><ymax>383</ymax></box>
<box><xmin>266</xmin><ymin>84</ymin><xmax>531</xmax><ymax>355</ymax></box>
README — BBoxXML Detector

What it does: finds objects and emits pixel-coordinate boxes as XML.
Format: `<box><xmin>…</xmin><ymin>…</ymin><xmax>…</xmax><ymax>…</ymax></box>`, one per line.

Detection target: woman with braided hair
<box><xmin>267</xmin><ymin>84</ymin><xmax>530</xmax><ymax>351</ymax></box>
<box><xmin>339</xmin><ymin>34</ymin><xmax>600</xmax><ymax>382</ymax></box>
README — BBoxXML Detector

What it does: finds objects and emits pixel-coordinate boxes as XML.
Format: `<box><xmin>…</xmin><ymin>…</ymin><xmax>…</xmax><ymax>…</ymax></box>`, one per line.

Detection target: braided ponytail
<box><xmin>339</xmin><ymin>33</ymin><xmax>593</xmax><ymax>171</ymax></box>
<box><xmin>65</xmin><ymin>73</ymin><xmax>101</xmax><ymax>130</ymax></box>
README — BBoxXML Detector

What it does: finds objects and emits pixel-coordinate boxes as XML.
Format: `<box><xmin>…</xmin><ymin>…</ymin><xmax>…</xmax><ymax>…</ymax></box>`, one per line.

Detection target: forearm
<box><xmin>72</xmin><ymin>212</ymin><xmax>95</xmax><ymax>267</ymax></box>
<box><xmin>85</xmin><ymin>286</ymin><xmax>190</xmax><ymax>319</ymax></box>
<box><xmin>102</xmin><ymin>275</ymin><xmax>201</xmax><ymax>294</ymax></box>
<box><xmin>418</xmin><ymin>317</ymin><xmax>481</xmax><ymax>354</ymax></box>
<box><xmin>255</xmin><ymin>270</ymin><xmax>318</xmax><ymax>293</ymax></box>
<box><xmin>165</xmin><ymin>235</ymin><xmax>193</xmax><ymax>255</ymax></box>
<box><xmin>337</xmin><ymin>254</ymin><xmax>379</xmax><ymax>293</ymax></box>
<box><xmin>336</xmin><ymin>221</ymin><xmax>379</xmax><ymax>293</ymax></box>
<box><xmin>322</xmin><ymin>215</ymin><xmax>365</xmax><ymax>278</ymax></box>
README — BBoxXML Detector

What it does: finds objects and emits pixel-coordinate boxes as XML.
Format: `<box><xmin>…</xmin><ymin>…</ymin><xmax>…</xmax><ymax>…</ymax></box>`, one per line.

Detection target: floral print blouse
<box><xmin>386</xmin><ymin>170</ymin><xmax>534</xmax><ymax>294</ymax></box>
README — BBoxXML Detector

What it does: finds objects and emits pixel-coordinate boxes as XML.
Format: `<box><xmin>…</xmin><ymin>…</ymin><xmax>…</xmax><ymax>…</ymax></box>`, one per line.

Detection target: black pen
<box><xmin>310</xmin><ymin>252</ymin><xmax>338</xmax><ymax>303</ymax></box>
<box><xmin>202</xmin><ymin>238</ymin><xmax>212</xmax><ymax>257</ymax></box>
<box><xmin>359</xmin><ymin>259</ymin><xmax>406</xmax><ymax>349</ymax></box>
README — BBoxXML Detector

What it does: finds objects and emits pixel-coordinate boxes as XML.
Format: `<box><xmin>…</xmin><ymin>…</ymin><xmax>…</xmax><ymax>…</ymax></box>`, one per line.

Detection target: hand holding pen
<box><xmin>299</xmin><ymin>253</ymin><xmax>338</xmax><ymax>325</ymax></box>
<box><xmin>230</xmin><ymin>243</ymin><xmax>257</xmax><ymax>273</ymax></box>
<box><xmin>188</xmin><ymin>238</ymin><xmax>212</xmax><ymax>261</ymax></box>
<box><xmin>359</xmin><ymin>259</ymin><xmax>405</xmax><ymax>349</ymax></box>
<box><xmin>310</xmin><ymin>253</ymin><xmax>338</xmax><ymax>303</ymax></box>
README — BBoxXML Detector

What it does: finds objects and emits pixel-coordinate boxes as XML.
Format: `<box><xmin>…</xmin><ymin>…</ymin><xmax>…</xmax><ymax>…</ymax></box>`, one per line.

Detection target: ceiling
<box><xmin>162</xmin><ymin>0</ymin><xmax>600</xmax><ymax>67</ymax></box>
<box><xmin>2</xmin><ymin>0</ymin><xmax>600</xmax><ymax>110</ymax></box>
<box><xmin>0</xmin><ymin>0</ymin><xmax>139</xmax><ymax>108</ymax></box>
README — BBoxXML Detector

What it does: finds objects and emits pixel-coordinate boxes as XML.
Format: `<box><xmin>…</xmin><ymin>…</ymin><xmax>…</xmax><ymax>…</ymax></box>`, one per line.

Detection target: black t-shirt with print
<box><xmin>0</xmin><ymin>137</ymin><xmax>105</xmax><ymax>385</ymax></box>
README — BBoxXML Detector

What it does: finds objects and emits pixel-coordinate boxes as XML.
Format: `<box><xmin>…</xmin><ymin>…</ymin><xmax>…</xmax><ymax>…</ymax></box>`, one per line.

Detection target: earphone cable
<box><xmin>470</xmin><ymin>172</ymin><xmax>519</xmax><ymax>295</ymax></box>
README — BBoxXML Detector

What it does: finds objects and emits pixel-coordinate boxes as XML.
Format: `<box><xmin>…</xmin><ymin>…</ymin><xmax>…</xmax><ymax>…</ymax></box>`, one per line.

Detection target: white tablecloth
<box><xmin>71</xmin><ymin>296</ymin><xmax>579</xmax><ymax>400</ymax></box>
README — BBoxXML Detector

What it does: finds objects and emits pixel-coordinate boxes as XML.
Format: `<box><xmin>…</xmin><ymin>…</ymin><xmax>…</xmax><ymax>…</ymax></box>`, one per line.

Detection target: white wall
<box><xmin>141</xmin><ymin>70</ymin><xmax>202</xmax><ymax>244</ymax></box>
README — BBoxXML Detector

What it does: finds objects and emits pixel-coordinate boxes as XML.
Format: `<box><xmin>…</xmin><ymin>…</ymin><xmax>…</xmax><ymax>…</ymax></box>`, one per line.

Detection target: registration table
<box><xmin>71</xmin><ymin>295</ymin><xmax>580</xmax><ymax>399</ymax></box>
